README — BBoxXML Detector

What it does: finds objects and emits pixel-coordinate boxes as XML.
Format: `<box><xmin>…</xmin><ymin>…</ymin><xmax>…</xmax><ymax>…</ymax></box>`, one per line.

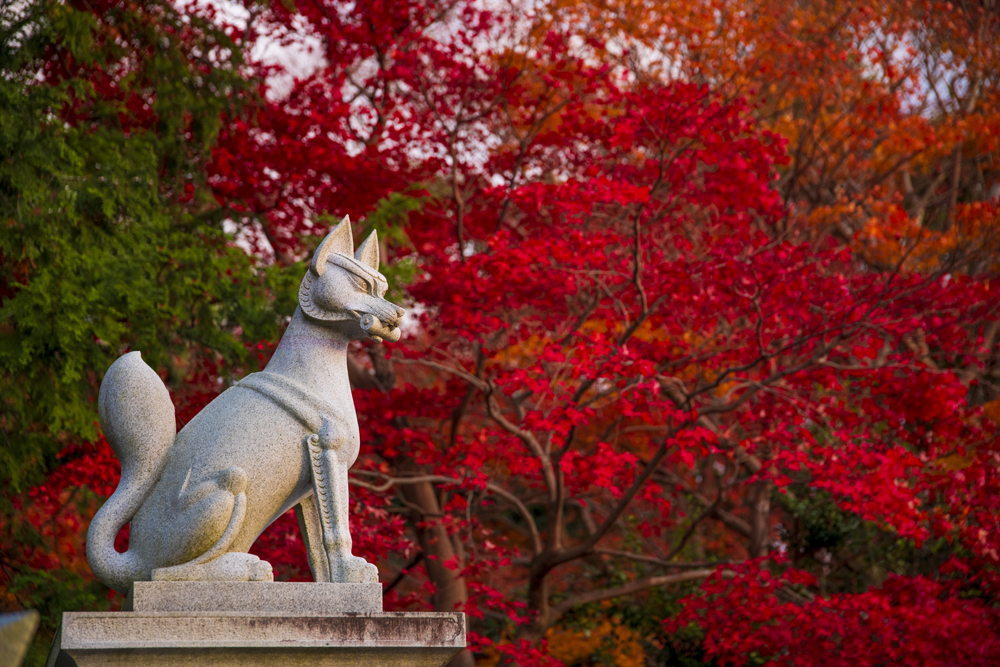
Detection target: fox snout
<box><xmin>365</xmin><ymin>300</ymin><xmax>405</xmax><ymax>328</ymax></box>
<box><xmin>358</xmin><ymin>299</ymin><xmax>405</xmax><ymax>342</ymax></box>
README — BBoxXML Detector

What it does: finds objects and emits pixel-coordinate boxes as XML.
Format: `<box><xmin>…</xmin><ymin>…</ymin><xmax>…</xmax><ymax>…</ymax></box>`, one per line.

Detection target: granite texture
<box><xmin>124</xmin><ymin>582</ymin><xmax>382</xmax><ymax>614</ymax></box>
<box><xmin>46</xmin><ymin>612</ymin><xmax>464</xmax><ymax>667</ymax></box>
<box><xmin>86</xmin><ymin>217</ymin><xmax>406</xmax><ymax>593</ymax></box>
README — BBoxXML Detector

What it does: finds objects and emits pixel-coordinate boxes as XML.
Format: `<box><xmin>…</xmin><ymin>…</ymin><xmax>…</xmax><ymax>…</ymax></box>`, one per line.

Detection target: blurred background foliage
<box><xmin>2</xmin><ymin>0</ymin><xmax>1000</xmax><ymax>665</ymax></box>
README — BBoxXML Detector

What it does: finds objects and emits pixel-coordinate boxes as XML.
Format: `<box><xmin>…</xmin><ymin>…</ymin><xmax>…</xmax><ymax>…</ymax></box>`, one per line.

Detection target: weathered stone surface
<box><xmin>124</xmin><ymin>581</ymin><xmax>382</xmax><ymax>614</ymax></box>
<box><xmin>47</xmin><ymin>611</ymin><xmax>465</xmax><ymax>667</ymax></box>
<box><xmin>1</xmin><ymin>610</ymin><xmax>40</xmax><ymax>667</ymax></box>
<box><xmin>86</xmin><ymin>218</ymin><xmax>407</xmax><ymax>593</ymax></box>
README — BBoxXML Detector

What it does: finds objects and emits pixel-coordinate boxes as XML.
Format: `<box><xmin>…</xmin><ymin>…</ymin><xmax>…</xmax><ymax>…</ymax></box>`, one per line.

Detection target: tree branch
<box><xmin>350</xmin><ymin>472</ymin><xmax>543</xmax><ymax>554</ymax></box>
<box><xmin>551</xmin><ymin>427</ymin><xmax>683</xmax><ymax>567</ymax></box>
<box><xmin>549</xmin><ymin>569</ymin><xmax>717</xmax><ymax>622</ymax></box>
<box><xmin>593</xmin><ymin>548</ymin><xmax>732</xmax><ymax>570</ymax></box>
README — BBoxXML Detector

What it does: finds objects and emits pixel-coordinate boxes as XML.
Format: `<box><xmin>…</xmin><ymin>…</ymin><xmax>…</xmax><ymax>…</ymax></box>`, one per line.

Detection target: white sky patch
<box><xmin>252</xmin><ymin>12</ymin><xmax>326</xmax><ymax>101</ymax></box>
<box><xmin>186</xmin><ymin>0</ymin><xmax>325</xmax><ymax>100</ymax></box>
<box><xmin>223</xmin><ymin>217</ymin><xmax>275</xmax><ymax>258</ymax></box>
<box><xmin>0</xmin><ymin>1</ymin><xmax>34</xmax><ymax>52</ymax></box>
<box><xmin>399</xmin><ymin>302</ymin><xmax>427</xmax><ymax>338</ymax></box>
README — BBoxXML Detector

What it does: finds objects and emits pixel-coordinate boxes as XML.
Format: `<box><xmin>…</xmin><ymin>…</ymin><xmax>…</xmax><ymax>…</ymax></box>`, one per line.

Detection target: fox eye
<box><xmin>350</xmin><ymin>275</ymin><xmax>368</xmax><ymax>292</ymax></box>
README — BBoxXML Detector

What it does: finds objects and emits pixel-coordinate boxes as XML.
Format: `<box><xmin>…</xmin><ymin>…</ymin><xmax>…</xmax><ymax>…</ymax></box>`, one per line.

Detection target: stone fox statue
<box><xmin>87</xmin><ymin>217</ymin><xmax>405</xmax><ymax>594</ymax></box>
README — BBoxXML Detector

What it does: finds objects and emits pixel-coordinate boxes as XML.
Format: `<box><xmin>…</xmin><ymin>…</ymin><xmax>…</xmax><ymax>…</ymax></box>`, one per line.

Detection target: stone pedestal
<box><xmin>46</xmin><ymin>583</ymin><xmax>465</xmax><ymax>667</ymax></box>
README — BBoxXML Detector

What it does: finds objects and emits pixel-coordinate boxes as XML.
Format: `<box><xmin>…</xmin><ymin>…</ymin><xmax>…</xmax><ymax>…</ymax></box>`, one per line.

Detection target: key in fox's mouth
<box><xmin>359</xmin><ymin>313</ymin><xmax>401</xmax><ymax>343</ymax></box>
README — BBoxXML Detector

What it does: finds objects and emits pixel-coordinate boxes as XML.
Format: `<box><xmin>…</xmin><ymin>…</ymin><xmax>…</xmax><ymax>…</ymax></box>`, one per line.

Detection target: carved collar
<box><xmin>235</xmin><ymin>371</ymin><xmax>336</xmax><ymax>434</ymax></box>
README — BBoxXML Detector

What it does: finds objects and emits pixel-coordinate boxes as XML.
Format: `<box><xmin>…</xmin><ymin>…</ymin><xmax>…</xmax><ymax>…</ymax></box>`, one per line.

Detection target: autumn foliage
<box><xmin>3</xmin><ymin>0</ymin><xmax>1000</xmax><ymax>666</ymax></box>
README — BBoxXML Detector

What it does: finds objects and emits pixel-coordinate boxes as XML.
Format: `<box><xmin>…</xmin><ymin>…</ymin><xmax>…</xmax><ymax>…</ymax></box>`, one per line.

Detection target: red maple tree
<box><xmin>8</xmin><ymin>1</ymin><xmax>1000</xmax><ymax>666</ymax></box>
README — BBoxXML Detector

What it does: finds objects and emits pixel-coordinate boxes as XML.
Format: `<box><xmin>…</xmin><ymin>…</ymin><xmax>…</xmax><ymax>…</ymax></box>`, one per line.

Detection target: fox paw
<box><xmin>328</xmin><ymin>555</ymin><xmax>379</xmax><ymax>583</ymax></box>
<box><xmin>152</xmin><ymin>552</ymin><xmax>274</xmax><ymax>583</ymax></box>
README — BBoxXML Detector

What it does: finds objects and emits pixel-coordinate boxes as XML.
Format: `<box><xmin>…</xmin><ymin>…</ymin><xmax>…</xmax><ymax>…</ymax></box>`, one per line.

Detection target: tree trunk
<box><xmin>398</xmin><ymin>465</ymin><xmax>474</xmax><ymax>667</ymax></box>
<box><xmin>348</xmin><ymin>353</ymin><xmax>472</xmax><ymax>667</ymax></box>
<box><xmin>748</xmin><ymin>480</ymin><xmax>771</xmax><ymax>558</ymax></box>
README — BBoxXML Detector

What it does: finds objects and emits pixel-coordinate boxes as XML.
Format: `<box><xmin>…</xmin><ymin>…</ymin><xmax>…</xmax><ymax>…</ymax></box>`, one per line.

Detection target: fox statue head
<box><xmin>298</xmin><ymin>216</ymin><xmax>406</xmax><ymax>342</ymax></box>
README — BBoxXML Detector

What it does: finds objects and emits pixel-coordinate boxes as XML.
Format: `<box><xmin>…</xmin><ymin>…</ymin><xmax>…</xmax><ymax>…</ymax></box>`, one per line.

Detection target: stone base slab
<box><xmin>124</xmin><ymin>581</ymin><xmax>383</xmax><ymax>614</ymax></box>
<box><xmin>47</xmin><ymin>611</ymin><xmax>465</xmax><ymax>667</ymax></box>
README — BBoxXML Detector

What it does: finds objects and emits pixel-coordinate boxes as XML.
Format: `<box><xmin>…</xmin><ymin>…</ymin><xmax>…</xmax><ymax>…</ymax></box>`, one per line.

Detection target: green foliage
<box><xmin>776</xmin><ymin>485</ymin><xmax>956</xmax><ymax>594</ymax></box>
<box><xmin>555</xmin><ymin>584</ymin><xmax>735</xmax><ymax>667</ymax></box>
<box><xmin>0</xmin><ymin>3</ymin><xmax>301</xmax><ymax>657</ymax></box>
<box><xmin>359</xmin><ymin>192</ymin><xmax>425</xmax><ymax>246</ymax></box>
<box><xmin>7</xmin><ymin>569</ymin><xmax>112</xmax><ymax>666</ymax></box>
<box><xmin>777</xmin><ymin>486</ymin><xmax>861</xmax><ymax>553</ymax></box>
<box><xmin>0</xmin><ymin>1</ymin><xmax>296</xmax><ymax>492</ymax></box>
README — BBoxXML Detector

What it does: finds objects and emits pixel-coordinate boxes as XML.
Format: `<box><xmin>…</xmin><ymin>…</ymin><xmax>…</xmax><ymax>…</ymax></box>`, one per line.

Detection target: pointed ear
<box><xmin>310</xmin><ymin>215</ymin><xmax>354</xmax><ymax>276</ymax></box>
<box><xmin>354</xmin><ymin>230</ymin><xmax>380</xmax><ymax>271</ymax></box>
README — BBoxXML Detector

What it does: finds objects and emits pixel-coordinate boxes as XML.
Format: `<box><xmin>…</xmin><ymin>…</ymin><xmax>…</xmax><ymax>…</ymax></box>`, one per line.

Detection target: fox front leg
<box><xmin>294</xmin><ymin>494</ymin><xmax>330</xmax><ymax>583</ymax></box>
<box><xmin>305</xmin><ymin>431</ymin><xmax>378</xmax><ymax>583</ymax></box>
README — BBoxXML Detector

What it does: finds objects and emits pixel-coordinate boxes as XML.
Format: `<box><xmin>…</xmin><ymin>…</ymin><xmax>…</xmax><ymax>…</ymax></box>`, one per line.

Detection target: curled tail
<box><xmin>87</xmin><ymin>351</ymin><xmax>176</xmax><ymax>593</ymax></box>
